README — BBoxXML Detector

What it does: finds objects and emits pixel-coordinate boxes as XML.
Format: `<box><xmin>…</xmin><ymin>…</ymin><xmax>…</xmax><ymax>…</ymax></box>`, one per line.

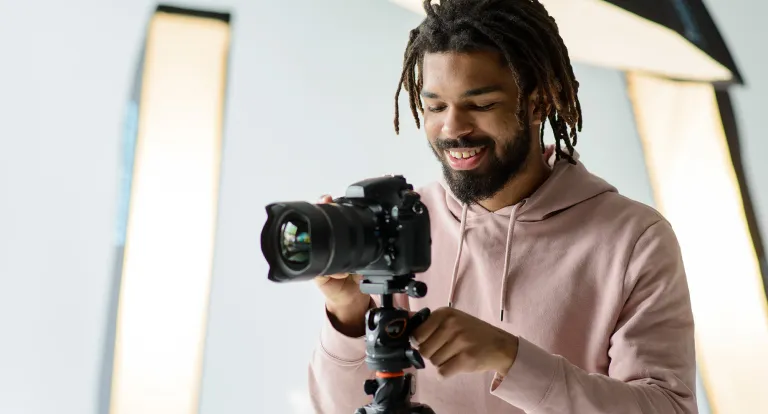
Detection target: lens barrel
<box><xmin>261</xmin><ymin>201</ymin><xmax>383</xmax><ymax>282</ymax></box>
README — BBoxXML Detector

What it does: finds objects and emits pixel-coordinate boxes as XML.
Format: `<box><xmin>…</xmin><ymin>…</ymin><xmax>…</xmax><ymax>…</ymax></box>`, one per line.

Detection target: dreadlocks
<box><xmin>394</xmin><ymin>0</ymin><xmax>582</xmax><ymax>163</ymax></box>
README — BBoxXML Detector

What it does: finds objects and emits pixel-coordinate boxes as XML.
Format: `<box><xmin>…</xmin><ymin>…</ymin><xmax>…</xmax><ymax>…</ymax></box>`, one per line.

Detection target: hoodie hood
<box><xmin>437</xmin><ymin>157</ymin><xmax>617</xmax><ymax>320</ymax></box>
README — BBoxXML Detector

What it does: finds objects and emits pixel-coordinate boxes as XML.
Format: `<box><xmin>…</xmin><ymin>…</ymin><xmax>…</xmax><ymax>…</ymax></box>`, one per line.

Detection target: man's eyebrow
<box><xmin>420</xmin><ymin>85</ymin><xmax>504</xmax><ymax>99</ymax></box>
<box><xmin>462</xmin><ymin>85</ymin><xmax>503</xmax><ymax>97</ymax></box>
<box><xmin>421</xmin><ymin>90</ymin><xmax>440</xmax><ymax>99</ymax></box>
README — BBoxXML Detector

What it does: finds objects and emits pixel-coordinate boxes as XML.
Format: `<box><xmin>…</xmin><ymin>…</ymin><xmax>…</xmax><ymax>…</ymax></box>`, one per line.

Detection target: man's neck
<box><xmin>477</xmin><ymin>157</ymin><xmax>551</xmax><ymax>212</ymax></box>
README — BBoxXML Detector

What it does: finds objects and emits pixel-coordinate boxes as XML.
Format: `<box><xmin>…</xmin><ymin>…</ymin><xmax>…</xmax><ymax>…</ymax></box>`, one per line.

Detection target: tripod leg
<box><xmin>354</xmin><ymin>373</ymin><xmax>436</xmax><ymax>414</ymax></box>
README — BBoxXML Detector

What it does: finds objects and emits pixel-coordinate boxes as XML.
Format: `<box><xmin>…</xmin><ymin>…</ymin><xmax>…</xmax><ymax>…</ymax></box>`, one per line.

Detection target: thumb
<box><xmin>317</xmin><ymin>194</ymin><xmax>333</xmax><ymax>204</ymax></box>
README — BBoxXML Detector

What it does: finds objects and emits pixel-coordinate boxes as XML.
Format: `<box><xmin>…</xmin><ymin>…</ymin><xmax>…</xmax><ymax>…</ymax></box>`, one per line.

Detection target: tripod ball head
<box><xmin>364</xmin><ymin>306</ymin><xmax>430</xmax><ymax>372</ymax></box>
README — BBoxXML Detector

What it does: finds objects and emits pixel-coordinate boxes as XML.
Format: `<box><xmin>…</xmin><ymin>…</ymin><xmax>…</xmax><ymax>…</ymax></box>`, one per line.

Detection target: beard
<box><xmin>430</xmin><ymin>125</ymin><xmax>532</xmax><ymax>206</ymax></box>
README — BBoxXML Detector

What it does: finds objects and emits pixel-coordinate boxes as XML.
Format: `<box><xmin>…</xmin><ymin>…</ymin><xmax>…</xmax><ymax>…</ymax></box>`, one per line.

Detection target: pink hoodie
<box><xmin>309</xmin><ymin>158</ymin><xmax>698</xmax><ymax>413</ymax></box>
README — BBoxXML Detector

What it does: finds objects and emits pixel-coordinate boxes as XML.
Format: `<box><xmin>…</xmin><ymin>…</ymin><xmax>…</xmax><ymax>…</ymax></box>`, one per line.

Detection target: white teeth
<box><xmin>448</xmin><ymin>148</ymin><xmax>482</xmax><ymax>159</ymax></box>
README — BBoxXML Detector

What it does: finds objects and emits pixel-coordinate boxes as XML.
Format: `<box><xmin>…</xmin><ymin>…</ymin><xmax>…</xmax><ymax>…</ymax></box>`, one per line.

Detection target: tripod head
<box><xmin>354</xmin><ymin>274</ymin><xmax>435</xmax><ymax>414</ymax></box>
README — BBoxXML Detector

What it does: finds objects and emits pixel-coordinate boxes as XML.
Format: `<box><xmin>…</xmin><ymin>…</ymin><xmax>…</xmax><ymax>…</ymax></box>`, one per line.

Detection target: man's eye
<box><xmin>427</xmin><ymin>106</ymin><xmax>446</xmax><ymax>113</ymax></box>
<box><xmin>473</xmin><ymin>103</ymin><xmax>497</xmax><ymax>111</ymax></box>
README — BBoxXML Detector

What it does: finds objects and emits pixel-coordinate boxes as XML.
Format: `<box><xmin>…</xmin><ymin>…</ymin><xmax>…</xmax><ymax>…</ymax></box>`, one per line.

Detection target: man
<box><xmin>309</xmin><ymin>0</ymin><xmax>697</xmax><ymax>412</ymax></box>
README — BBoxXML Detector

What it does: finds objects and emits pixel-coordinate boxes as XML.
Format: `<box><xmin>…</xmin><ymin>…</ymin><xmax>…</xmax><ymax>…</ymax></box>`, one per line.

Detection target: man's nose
<box><xmin>441</xmin><ymin>108</ymin><xmax>474</xmax><ymax>139</ymax></box>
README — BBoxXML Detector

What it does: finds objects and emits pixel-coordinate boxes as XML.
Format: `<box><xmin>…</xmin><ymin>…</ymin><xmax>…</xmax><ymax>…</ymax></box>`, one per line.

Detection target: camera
<box><xmin>261</xmin><ymin>174</ymin><xmax>436</xmax><ymax>413</ymax></box>
<box><xmin>260</xmin><ymin>175</ymin><xmax>431</xmax><ymax>282</ymax></box>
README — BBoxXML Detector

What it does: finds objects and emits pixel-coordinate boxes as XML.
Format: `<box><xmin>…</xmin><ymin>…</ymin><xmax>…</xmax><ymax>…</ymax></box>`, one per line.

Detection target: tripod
<box><xmin>354</xmin><ymin>274</ymin><xmax>436</xmax><ymax>414</ymax></box>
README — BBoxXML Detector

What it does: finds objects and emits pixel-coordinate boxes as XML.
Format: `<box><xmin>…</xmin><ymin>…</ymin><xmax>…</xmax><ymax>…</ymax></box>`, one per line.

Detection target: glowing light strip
<box><xmin>389</xmin><ymin>0</ymin><xmax>732</xmax><ymax>83</ymax></box>
<box><xmin>108</xmin><ymin>9</ymin><xmax>230</xmax><ymax>414</ymax></box>
<box><xmin>627</xmin><ymin>72</ymin><xmax>768</xmax><ymax>413</ymax></box>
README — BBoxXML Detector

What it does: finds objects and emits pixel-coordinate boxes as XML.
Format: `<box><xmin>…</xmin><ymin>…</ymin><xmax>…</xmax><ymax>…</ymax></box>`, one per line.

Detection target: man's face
<box><xmin>420</xmin><ymin>50</ymin><xmax>534</xmax><ymax>205</ymax></box>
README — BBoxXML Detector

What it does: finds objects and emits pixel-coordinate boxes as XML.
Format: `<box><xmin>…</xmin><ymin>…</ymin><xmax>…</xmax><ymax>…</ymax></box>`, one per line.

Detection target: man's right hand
<box><xmin>314</xmin><ymin>195</ymin><xmax>372</xmax><ymax>338</ymax></box>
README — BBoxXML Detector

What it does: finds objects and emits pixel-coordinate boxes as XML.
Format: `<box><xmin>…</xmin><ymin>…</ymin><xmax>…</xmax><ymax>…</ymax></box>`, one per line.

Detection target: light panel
<box><xmin>389</xmin><ymin>0</ymin><xmax>733</xmax><ymax>83</ymax></box>
<box><xmin>108</xmin><ymin>6</ymin><xmax>231</xmax><ymax>414</ymax></box>
<box><xmin>627</xmin><ymin>72</ymin><xmax>768</xmax><ymax>413</ymax></box>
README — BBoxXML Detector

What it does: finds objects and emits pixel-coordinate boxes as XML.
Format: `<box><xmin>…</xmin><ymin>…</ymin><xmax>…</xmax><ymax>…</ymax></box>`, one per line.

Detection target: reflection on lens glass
<box><xmin>280</xmin><ymin>217</ymin><xmax>311</xmax><ymax>269</ymax></box>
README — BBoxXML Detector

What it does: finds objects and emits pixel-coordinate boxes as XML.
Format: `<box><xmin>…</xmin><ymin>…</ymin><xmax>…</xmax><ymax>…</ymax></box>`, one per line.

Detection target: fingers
<box><xmin>313</xmin><ymin>275</ymin><xmax>336</xmax><ymax>287</ymax></box>
<box><xmin>314</xmin><ymin>273</ymin><xmax>354</xmax><ymax>285</ymax></box>
<box><xmin>416</xmin><ymin>319</ymin><xmax>457</xmax><ymax>363</ymax></box>
<box><xmin>411</xmin><ymin>307</ymin><xmax>449</xmax><ymax>345</ymax></box>
<box><xmin>317</xmin><ymin>194</ymin><xmax>333</xmax><ymax>204</ymax></box>
<box><xmin>435</xmin><ymin>352</ymin><xmax>468</xmax><ymax>378</ymax></box>
<box><xmin>411</xmin><ymin>310</ymin><xmax>471</xmax><ymax>379</ymax></box>
<box><xmin>416</xmin><ymin>319</ymin><xmax>458</xmax><ymax>361</ymax></box>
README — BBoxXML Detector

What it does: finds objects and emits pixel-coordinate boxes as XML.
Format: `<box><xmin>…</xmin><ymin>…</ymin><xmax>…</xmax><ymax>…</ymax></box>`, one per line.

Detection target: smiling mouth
<box><xmin>446</xmin><ymin>147</ymin><xmax>485</xmax><ymax>160</ymax></box>
<box><xmin>442</xmin><ymin>146</ymin><xmax>488</xmax><ymax>171</ymax></box>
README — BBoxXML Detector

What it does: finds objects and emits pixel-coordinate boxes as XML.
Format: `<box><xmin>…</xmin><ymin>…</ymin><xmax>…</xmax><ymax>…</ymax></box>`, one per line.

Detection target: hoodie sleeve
<box><xmin>490</xmin><ymin>219</ymin><xmax>698</xmax><ymax>413</ymax></box>
<box><xmin>308</xmin><ymin>294</ymin><xmax>412</xmax><ymax>413</ymax></box>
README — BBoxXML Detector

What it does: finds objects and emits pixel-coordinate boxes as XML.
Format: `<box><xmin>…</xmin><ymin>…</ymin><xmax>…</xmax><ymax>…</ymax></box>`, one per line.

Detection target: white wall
<box><xmin>0</xmin><ymin>0</ymin><xmax>754</xmax><ymax>413</ymax></box>
<box><xmin>0</xmin><ymin>1</ymin><xmax>151</xmax><ymax>413</ymax></box>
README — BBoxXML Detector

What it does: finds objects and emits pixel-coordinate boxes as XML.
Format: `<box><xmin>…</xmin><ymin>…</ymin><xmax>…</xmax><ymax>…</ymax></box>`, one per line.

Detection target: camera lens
<box><xmin>261</xmin><ymin>201</ymin><xmax>383</xmax><ymax>282</ymax></box>
<box><xmin>279</xmin><ymin>215</ymin><xmax>311</xmax><ymax>271</ymax></box>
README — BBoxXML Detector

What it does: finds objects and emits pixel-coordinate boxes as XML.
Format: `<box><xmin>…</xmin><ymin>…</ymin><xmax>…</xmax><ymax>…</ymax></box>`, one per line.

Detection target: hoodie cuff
<box><xmin>319</xmin><ymin>305</ymin><xmax>367</xmax><ymax>364</ymax></box>
<box><xmin>490</xmin><ymin>337</ymin><xmax>560</xmax><ymax>411</ymax></box>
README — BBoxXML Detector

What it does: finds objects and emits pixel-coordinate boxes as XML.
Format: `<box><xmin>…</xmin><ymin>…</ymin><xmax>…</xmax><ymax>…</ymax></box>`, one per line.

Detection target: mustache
<box><xmin>434</xmin><ymin>137</ymin><xmax>494</xmax><ymax>151</ymax></box>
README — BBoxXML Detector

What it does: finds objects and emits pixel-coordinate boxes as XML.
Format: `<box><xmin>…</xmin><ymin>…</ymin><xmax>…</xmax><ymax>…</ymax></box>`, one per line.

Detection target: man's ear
<box><xmin>528</xmin><ymin>89</ymin><xmax>551</xmax><ymax>126</ymax></box>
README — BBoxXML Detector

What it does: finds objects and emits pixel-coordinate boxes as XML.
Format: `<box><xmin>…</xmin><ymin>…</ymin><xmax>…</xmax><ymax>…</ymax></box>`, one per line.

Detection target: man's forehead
<box><xmin>421</xmin><ymin>51</ymin><xmax>516</xmax><ymax>94</ymax></box>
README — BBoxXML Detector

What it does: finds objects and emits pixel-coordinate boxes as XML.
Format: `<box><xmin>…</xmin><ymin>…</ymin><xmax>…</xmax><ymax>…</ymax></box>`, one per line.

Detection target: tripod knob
<box><xmin>408</xmin><ymin>308</ymin><xmax>431</xmax><ymax>332</ymax></box>
<box><xmin>364</xmin><ymin>379</ymin><xmax>378</xmax><ymax>396</ymax></box>
<box><xmin>405</xmin><ymin>280</ymin><xmax>427</xmax><ymax>298</ymax></box>
<box><xmin>405</xmin><ymin>349</ymin><xmax>426</xmax><ymax>369</ymax></box>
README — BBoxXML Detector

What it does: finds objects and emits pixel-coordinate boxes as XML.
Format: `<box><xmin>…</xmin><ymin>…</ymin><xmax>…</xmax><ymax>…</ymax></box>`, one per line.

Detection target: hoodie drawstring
<box><xmin>499</xmin><ymin>202</ymin><xmax>522</xmax><ymax>321</ymax></box>
<box><xmin>447</xmin><ymin>204</ymin><xmax>468</xmax><ymax>308</ymax></box>
<box><xmin>446</xmin><ymin>201</ymin><xmax>524</xmax><ymax>322</ymax></box>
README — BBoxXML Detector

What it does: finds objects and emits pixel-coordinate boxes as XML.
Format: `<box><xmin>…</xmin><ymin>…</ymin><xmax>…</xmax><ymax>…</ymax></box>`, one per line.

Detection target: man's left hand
<box><xmin>411</xmin><ymin>307</ymin><xmax>519</xmax><ymax>379</ymax></box>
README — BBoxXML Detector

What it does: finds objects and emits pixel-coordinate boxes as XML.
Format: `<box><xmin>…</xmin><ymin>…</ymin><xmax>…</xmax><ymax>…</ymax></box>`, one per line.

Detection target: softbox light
<box><xmin>602</xmin><ymin>0</ymin><xmax>743</xmax><ymax>85</ymax></box>
<box><xmin>628</xmin><ymin>71</ymin><xmax>768</xmax><ymax>414</ymax></box>
<box><xmin>103</xmin><ymin>5</ymin><xmax>232</xmax><ymax>414</ymax></box>
<box><xmin>391</xmin><ymin>0</ymin><xmax>742</xmax><ymax>84</ymax></box>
